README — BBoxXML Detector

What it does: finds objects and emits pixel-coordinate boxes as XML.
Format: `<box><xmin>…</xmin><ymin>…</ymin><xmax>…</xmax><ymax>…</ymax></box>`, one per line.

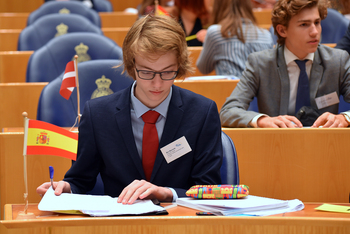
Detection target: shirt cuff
<box><xmin>340</xmin><ymin>111</ymin><xmax>350</xmax><ymax>126</ymax></box>
<box><xmin>168</xmin><ymin>187</ymin><xmax>178</xmax><ymax>202</ymax></box>
<box><xmin>249</xmin><ymin>114</ymin><xmax>268</xmax><ymax>128</ymax></box>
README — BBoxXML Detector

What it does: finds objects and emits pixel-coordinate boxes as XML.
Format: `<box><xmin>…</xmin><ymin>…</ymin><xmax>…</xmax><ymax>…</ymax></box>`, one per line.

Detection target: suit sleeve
<box><xmin>63</xmin><ymin>101</ymin><xmax>101</xmax><ymax>194</ymax></box>
<box><xmin>220</xmin><ymin>54</ymin><xmax>262</xmax><ymax>127</ymax></box>
<box><xmin>173</xmin><ymin>100</ymin><xmax>223</xmax><ymax>197</ymax></box>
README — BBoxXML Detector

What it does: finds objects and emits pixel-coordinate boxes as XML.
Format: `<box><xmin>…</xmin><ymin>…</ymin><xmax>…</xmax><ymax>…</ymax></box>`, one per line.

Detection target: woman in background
<box><xmin>174</xmin><ymin>0</ymin><xmax>212</xmax><ymax>46</ymax></box>
<box><xmin>138</xmin><ymin>0</ymin><xmax>175</xmax><ymax>16</ymax></box>
<box><xmin>196</xmin><ymin>0</ymin><xmax>274</xmax><ymax>77</ymax></box>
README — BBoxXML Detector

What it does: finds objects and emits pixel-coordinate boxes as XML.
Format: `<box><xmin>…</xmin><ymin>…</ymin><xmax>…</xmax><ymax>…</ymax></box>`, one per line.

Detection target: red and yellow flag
<box><xmin>23</xmin><ymin>119</ymin><xmax>78</xmax><ymax>160</ymax></box>
<box><xmin>155</xmin><ymin>5</ymin><xmax>169</xmax><ymax>16</ymax></box>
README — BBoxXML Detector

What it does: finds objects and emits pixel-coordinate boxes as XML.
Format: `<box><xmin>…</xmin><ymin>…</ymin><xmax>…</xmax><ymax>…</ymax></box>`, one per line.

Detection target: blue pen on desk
<box><xmin>49</xmin><ymin>166</ymin><xmax>54</xmax><ymax>189</ymax></box>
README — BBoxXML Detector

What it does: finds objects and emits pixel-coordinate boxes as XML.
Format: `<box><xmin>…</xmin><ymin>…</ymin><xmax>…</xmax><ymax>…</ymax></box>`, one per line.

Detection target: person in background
<box><xmin>251</xmin><ymin>0</ymin><xmax>277</xmax><ymax>9</ymax></box>
<box><xmin>36</xmin><ymin>15</ymin><xmax>222</xmax><ymax>204</ymax></box>
<box><xmin>173</xmin><ymin>0</ymin><xmax>212</xmax><ymax>46</ymax></box>
<box><xmin>138</xmin><ymin>0</ymin><xmax>175</xmax><ymax>17</ymax></box>
<box><xmin>196</xmin><ymin>0</ymin><xmax>274</xmax><ymax>77</ymax></box>
<box><xmin>220</xmin><ymin>0</ymin><xmax>350</xmax><ymax>128</ymax></box>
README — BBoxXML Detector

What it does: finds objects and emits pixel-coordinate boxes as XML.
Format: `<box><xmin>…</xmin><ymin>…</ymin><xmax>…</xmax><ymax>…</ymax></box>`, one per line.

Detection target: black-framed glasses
<box><xmin>135</xmin><ymin>68</ymin><xmax>178</xmax><ymax>80</ymax></box>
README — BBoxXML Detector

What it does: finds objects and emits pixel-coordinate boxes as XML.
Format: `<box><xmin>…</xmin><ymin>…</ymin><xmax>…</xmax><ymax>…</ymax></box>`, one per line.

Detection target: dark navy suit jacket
<box><xmin>64</xmin><ymin>84</ymin><xmax>222</xmax><ymax>197</ymax></box>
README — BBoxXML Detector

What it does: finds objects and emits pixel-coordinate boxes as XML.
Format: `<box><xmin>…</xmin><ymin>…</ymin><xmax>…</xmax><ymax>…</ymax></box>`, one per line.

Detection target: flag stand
<box><xmin>16</xmin><ymin>112</ymin><xmax>36</xmax><ymax>220</ymax></box>
<box><xmin>73</xmin><ymin>55</ymin><xmax>81</xmax><ymax>123</ymax></box>
<box><xmin>155</xmin><ymin>0</ymin><xmax>159</xmax><ymax>15</ymax></box>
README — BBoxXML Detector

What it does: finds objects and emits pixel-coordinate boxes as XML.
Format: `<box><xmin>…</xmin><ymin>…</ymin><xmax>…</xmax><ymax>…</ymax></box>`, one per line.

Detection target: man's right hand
<box><xmin>257</xmin><ymin>115</ymin><xmax>303</xmax><ymax>128</ymax></box>
<box><xmin>36</xmin><ymin>181</ymin><xmax>71</xmax><ymax>196</ymax></box>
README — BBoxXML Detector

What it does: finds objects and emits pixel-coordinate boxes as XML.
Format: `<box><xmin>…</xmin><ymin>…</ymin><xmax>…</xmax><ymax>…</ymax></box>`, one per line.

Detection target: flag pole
<box><xmin>16</xmin><ymin>112</ymin><xmax>36</xmax><ymax>220</ymax></box>
<box><xmin>155</xmin><ymin>0</ymin><xmax>159</xmax><ymax>15</ymax></box>
<box><xmin>74</xmin><ymin>55</ymin><xmax>81</xmax><ymax>123</ymax></box>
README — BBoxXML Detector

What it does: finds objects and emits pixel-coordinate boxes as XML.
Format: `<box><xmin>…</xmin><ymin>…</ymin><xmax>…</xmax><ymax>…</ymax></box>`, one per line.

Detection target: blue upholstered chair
<box><xmin>87</xmin><ymin>131</ymin><xmax>240</xmax><ymax>195</ymax></box>
<box><xmin>18</xmin><ymin>14</ymin><xmax>103</xmax><ymax>51</ymax></box>
<box><xmin>37</xmin><ymin>59</ymin><xmax>133</xmax><ymax>127</ymax></box>
<box><xmin>26</xmin><ymin>32</ymin><xmax>122</xmax><ymax>82</ymax></box>
<box><xmin>93</xmin><ymin>0</ymin><xmax>113</xmax><ymax>12</ymax></box>
<box><xmin>320</xmin><ymin>8</ymin><xmax>350</xmax><ymax>44</ymax></box>
<box><xmin>27</xmin><ymin>1</ymin><xmax>101</xmax><ymax>27</ymax></box>
<box><xmin>220</xmin><ymin>131</ymin><xmax>240</xmax><ymax>185</ymax></box>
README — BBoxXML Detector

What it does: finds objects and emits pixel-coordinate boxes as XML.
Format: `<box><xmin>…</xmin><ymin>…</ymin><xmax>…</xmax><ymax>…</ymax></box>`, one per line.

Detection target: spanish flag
<box><xmin>23</xmin><ymin>119</ymin><xmax>78</xmax><ymax>161</ymax></box>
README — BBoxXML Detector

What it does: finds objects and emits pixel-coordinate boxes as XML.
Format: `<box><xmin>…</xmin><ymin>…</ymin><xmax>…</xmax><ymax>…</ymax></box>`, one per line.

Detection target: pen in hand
<box><xmin>49</xmin><ymin>166</ymin><xmax>54</xmax><ymax>189</ymax></box>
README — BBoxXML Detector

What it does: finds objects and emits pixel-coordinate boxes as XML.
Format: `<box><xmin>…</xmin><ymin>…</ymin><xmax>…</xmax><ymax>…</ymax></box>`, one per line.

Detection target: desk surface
<box><xmin>1</xmin><ymin>203</ymin><xmax>350</xmax><ymax>234</ymax></box>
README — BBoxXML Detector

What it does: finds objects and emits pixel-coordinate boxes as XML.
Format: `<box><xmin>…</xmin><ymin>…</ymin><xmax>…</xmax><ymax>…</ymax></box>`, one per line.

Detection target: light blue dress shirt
<box><xmin>130</xmin><ymin>81</ymin><xmax>178</xmax><ymax>201</ymax></box>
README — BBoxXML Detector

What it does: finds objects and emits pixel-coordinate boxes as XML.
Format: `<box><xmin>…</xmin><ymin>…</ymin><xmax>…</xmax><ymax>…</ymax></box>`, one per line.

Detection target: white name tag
<box><xmin>315</xmin><ymin>91</ymin><xmax>339</xmax><ymax>109</ymax></box>
<box><xmin>160</xmin><ymin>136</ymin><xmax>192</xmax><ymax>164</ymax></box>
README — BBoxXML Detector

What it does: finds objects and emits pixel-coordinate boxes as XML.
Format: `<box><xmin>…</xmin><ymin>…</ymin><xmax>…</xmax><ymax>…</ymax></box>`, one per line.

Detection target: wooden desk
<box><xmin>0</xmin><ymin>80</ymin><xmax>237</xmax><ymax>130</ymax></box>
<box><xmin>1</xmin><ymin>203</ymin><xmax>350</xmax><ymax>234</ymax></box>
<box><xmin>0</xmin><ymin>132</ymin><xmax>72</xmax><ymax>220</ymax></box>
<box><xmin>0</xmin><ymin>48</ymin><xmax>210</xmax><ymax>83</ymax></box>
<box><xmin>0</xmin><ymin>82</ymin><xmax>47</xmax><ymax>130</ymax></box>
<box><xmin>0</xmin><ymin>51</ymin><xmax>31</xmax><ymax>83</ymax></box>
<box><xmin>223</xmin><ymin>128</ymin><xmax>350</xmax><ymax>203</ymax></box>
<box><xmin>0</xmin><ymin>27</ymin><xmax>130</xmax><ymax>51</ymax></box>
<box><xmin>1</xmin><ymin>127</ymin><xmax>349</xmax><ymax>221</ymax></box>
<box><xmin>0</xmin><ymin>12</ymin><xmax>137</xmax><ymax>30</ymax></box>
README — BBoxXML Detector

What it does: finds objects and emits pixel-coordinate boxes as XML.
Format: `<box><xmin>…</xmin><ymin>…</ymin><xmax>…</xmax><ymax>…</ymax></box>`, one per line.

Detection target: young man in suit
<box><xmin>37</xmin><ymin>15</ymin><xmax>223</xmax><ymax>204</ymax></box>
<box><xmin>220</xmin><ymin>0</ymin><xmax>350</xmax><ymax>128</ymax></box>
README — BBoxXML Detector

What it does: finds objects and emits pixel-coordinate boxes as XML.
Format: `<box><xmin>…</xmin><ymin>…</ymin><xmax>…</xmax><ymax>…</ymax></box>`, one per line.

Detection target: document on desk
<box><xmin>176</xmin><ymin>195</ymin><xmax>304</xmax><ymax>216</ymax></box>
<box><xmin>38</xmin><ymin>187</ymin><xmax>165</xmax><ymax>216</ymax></box>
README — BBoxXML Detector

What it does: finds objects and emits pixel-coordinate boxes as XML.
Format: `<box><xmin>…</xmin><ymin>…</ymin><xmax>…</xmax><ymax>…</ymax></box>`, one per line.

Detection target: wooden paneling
<box><xmin>223</xmin><ymin>128</ymin><xmax>350</xmax><ymax>203</ymax></box>
<box><xmin>0</xmin><ymin>51</ymin><xmax>32</xmax><ymax>83</ymax></box>
<box><xmin>0</xmin><ymin>83</ymin><xmax>47</xmax><ymax>130</ymax></box>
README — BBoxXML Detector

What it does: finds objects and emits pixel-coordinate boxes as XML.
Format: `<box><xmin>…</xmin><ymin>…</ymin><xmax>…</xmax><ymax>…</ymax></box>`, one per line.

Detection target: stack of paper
<box><xmin>38</xmin><ymin>187</ymin><xmax>165</xmax><ymax>216</ymax></box>
<box><xmin>176</xmin><ymin>195</ymin><xmax>304</xmax><ymax>216</ymax></box>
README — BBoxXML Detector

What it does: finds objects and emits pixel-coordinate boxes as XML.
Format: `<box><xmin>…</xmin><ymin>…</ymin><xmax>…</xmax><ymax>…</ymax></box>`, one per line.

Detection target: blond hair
<box><xmin>272</xmin><ymin>0</ymin><xmax>329</xmax><ymax>45</ymax></box>
<box><xmin>122</xmin><ymin>15</ymin><xmax>193</xmax><ymax>80</ymax></box>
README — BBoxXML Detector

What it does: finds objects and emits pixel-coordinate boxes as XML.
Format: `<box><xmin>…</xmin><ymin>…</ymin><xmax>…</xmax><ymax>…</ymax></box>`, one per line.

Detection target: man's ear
<box><xmin>276</xmin><ymin>24</ymin><xmax>287</xmax><ymax>38</ymax></box>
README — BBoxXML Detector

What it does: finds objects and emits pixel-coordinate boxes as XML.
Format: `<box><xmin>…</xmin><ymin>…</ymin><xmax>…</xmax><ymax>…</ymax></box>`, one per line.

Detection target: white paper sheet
<box><xmin>176</xmin><ymin>195</ymin><xmax>304</xmax><ymax>216</ymax></box>
<box><xmin>38</xmin><ymin>187</ymin><xmax>165</xmax><ymax>216</ymax></box>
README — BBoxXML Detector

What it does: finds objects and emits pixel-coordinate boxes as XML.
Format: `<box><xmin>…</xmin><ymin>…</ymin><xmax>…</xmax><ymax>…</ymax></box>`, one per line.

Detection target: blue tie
<box><xmin>295</xmin><ymin>60</ymin><xmax>310</xmax><ymax>114</ymax></box>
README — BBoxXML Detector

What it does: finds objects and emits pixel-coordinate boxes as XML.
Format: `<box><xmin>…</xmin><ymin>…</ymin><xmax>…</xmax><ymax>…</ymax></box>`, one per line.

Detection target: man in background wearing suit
<box><xmin>220</xmin><ymin>0</ymin><xmax>350</xmax><ymax>128</ymax></box>
<box><xmin>37</xmin><ymin>15</ymin><xmax>222</xmax><ymax>204</ymax></box>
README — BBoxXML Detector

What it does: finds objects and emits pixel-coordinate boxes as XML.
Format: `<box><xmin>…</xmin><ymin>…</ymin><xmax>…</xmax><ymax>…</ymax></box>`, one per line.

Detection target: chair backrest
<box><xmin>87</xmin><ymin>131</ymin><xmax>240</xmax><ymax>195</ymax></box>
<box><xmin>26</xmin><ymin>32</ymin><xmax>122</xmax><ymax>83</ymax></box>
<box><xmin>221</xmin><ymin>131</ymin><xmax>240</xmax><ymax>185</ymax></box>
<box><xmin>27</xmin><ymin>1</ymin><xmax>101</xmax><ymax>27</ymax></box>
<box><xmin>18</xmin><ymin>14</ymin><xmax>103</xmax><ymax>51</ymax></box>
<box><xmin>320</xmin><ymin>8</ymin><xmax>350</xmax><ymax>43</ymax></box>
<box><xmin>93</xmin><ymin>0</ymin><xmax>113</xmax><ymax>12</ymax></box>
<box><xmin>37</xmin><ymin>59</ymin><xmax>133</xmax><ymax>127</ymax></box>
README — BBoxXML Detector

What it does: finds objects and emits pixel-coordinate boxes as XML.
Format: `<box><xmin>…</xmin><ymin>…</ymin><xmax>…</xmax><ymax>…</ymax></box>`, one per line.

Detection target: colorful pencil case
<box><xmin>186</xmin><ymin>185</ymin><xmax>249</xmax><ymax>199</ymax></box>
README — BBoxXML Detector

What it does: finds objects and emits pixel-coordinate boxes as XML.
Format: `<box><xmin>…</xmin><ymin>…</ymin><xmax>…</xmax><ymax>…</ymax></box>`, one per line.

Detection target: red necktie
<box><xmin>142</xmin><ymin>110</ymin><xmax>160</xmax><ymax>181</ymax></box>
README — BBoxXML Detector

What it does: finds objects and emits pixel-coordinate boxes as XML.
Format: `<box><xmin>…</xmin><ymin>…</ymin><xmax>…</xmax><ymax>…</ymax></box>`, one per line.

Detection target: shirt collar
<box><xmin>284</xmin><ymin>45</ymin><xmax>314</xmax><ymax>66</ymax></box>
<box><xmin>130</xmin><ymin>81</ymin><xmax>172</xmax><ymax>119</ymax></box>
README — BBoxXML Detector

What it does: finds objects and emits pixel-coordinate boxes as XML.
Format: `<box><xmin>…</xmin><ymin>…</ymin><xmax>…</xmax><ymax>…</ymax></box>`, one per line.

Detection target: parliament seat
<box><xmin>26</xmin><ymin>32</ymin><xmax>122</xmax><ymax>82</ymax></box>
<box><xmin>18</xmin><ymin>14</ymin><xmax>103</xmax><ymax>51</ymax></box>
<box><xmin>27</xmin><ymin>1</ymin><xmax>101</xmax><ymax>27</ymax></box>
<box><xmin>37</xmin><ymin>59</ymin><xmax>133</xmax><ymax>127</ymax></box>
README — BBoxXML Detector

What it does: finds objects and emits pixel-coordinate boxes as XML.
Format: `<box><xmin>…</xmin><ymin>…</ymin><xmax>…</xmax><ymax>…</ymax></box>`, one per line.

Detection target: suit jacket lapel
<box><xmin>276</xmin><ymin>46</ymin><xmax>290</xmax><ymax>115</ymax></box>
<box><xmin>115</xmin><ymin>86</ymin><xmax>145</xmax><ymax>178</ymax></box>
<box><xmin>309</xmin><ymin>47</ymin><xmax>323</xmax><ymax>106</ymax></box>
<box><xmin>150</xmin><ymin>86</ymin><xmax>184</xmax><ymax>182</ymax></box>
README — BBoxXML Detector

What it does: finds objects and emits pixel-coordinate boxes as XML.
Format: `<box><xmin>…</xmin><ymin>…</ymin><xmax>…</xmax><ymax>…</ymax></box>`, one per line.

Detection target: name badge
<box><xmin>160</xmin><ymin>136</ymin><xmax>192</xmax><ymax>163</ymax></box>
<box><xmin>315</xmin><ymin>91</ymin><xmax>339</xmax><ymax>109</ymax></box>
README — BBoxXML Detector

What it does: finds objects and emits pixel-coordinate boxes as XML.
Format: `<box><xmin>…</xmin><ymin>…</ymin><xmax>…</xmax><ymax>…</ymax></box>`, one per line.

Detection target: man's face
<box><xmin>277</xmin><ymin>6</ymin><xmax>321</xmax><ymax>59</ymax></box>
<box><xmin>134</xmin><ymin>51</ymin><xmax>178</xmax><ymax>109</ymax></box>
